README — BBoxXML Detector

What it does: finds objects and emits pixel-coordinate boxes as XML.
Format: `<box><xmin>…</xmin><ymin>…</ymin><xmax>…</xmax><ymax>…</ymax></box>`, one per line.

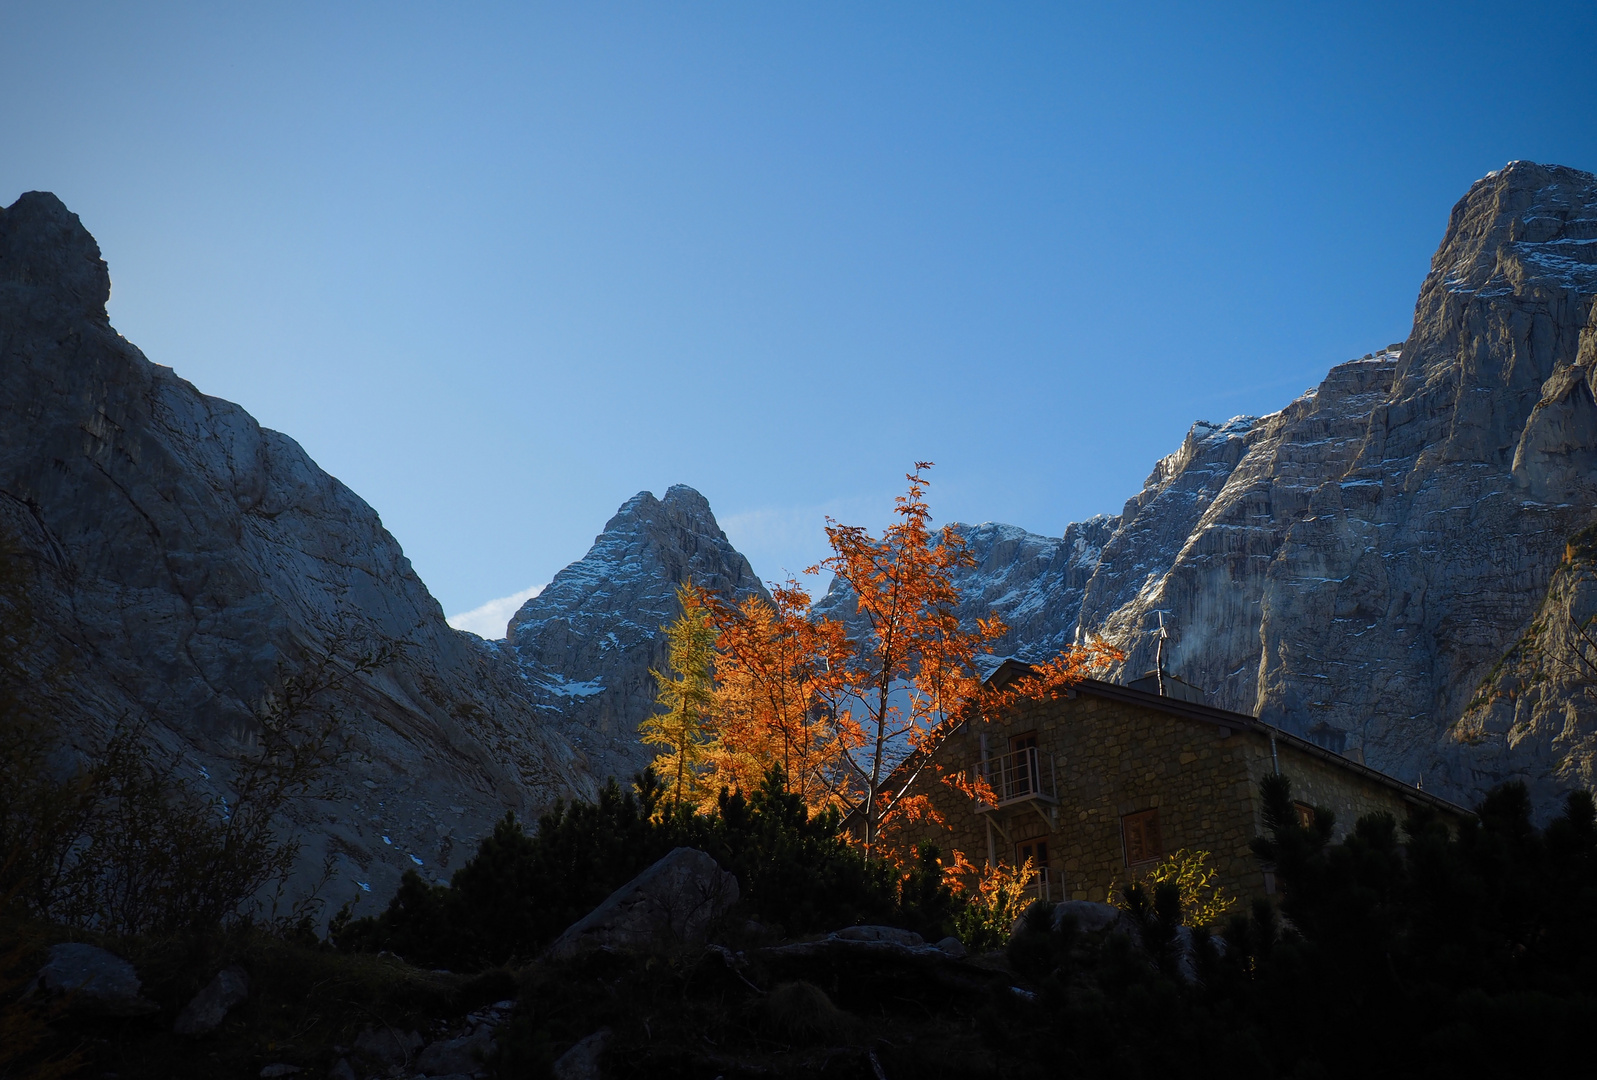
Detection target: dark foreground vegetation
<box><xmin>6</xmin><ymin>761</ymin><xmax>1596</xmax><ymax>1078</ymax></box>
<box><xmin>329</xmin><ymin>768</ymin><xmax>961</xmax><ymax>970</ymax></box>
<box><xmin>344</xmin><ymin>770</ymin><xmax>1597</xmax><ymax>1079</ymax></box>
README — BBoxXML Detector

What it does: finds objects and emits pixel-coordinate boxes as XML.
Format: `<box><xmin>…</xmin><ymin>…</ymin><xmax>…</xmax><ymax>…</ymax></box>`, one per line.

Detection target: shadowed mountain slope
<box><xmin>0</xmin><ymin>191</ymin><xmax>599</xmax><ymax>910</ymax></box>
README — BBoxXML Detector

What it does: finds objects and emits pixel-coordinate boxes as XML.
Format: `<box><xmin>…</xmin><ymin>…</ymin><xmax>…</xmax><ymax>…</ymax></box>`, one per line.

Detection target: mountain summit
<box><xmin>0</xmin><ymin>191</ymin><xmax>598</xmax><ymax>907</ymax></box>
<box><xmin>509</xmin><ymin>484</ymin><xmax>769</xmax><ymax>778</ymax></box>
<box><xmin>923</xmin><ymin>161</ymin><xmax>1597</xmax><ymax>813</ymax></box>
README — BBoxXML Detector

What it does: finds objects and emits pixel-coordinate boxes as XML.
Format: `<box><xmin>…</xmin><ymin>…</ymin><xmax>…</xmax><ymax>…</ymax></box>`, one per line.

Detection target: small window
<box><xmin>1008</xmin><ymin>732</ymin><xmax>1039</xmax><ymax>797</ymax></box>
<box><xmin>1294</xmin><ymin>802</ymin><xmax>1316</xmax><ymax>829</ymax></box>
<box><xmin>1017</xmin><ymin>838</ymin><xmax>1049</xmax><ymax>870</ymax></box>
<box><xmin>1122</xmin><ymin>809</ymin><xmax>1162</xmax><ymax>866</ymax></box>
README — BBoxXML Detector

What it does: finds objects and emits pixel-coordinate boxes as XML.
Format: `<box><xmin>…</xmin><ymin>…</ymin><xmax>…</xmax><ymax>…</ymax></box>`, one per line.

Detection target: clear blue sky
<box><xmin>4</xmin><ymin>2</ymin><xmax>1594</xmax><ymax>633</ymax></box>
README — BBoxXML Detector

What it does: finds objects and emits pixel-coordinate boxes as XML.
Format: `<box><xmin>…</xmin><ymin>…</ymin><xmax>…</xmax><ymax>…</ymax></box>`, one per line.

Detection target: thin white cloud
<box><xmin>447</xmin><ymin>584</ymin><xmax>544</xmax><ymax>639</ymax></box>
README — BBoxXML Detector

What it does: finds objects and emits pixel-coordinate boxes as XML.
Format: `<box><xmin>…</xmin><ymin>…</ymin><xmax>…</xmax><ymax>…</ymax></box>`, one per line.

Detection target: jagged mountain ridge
<box><xmin>7</xmin><ymin>156</ymin><xmax>1594</xmax><ymax>935</ymax></box>
<box><xmin>0</xmin><ymin>189</ymin><xmax>778</xmax><ymax>914</ymax></box>
<box><xmin>0</xmin><ymin>191</ymin><xmax>602</xmax><ymax>911</ymax></box>
<box><xmin>855</xmin><ymin>161</ymin><xmax>1597</xmax><ymax>815</ymax></box>
<box><xmin>506</xmin><ymin>485</ymin><xmax>770</xmax><ymax>777</ymax></box>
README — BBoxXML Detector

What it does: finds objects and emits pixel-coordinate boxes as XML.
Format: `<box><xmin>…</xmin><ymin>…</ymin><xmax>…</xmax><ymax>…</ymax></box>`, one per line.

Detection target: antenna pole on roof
<box><xmin>1154</xmin><ymin>611</ymin><xmax>1169</xmax><ymax>697</ymax></box>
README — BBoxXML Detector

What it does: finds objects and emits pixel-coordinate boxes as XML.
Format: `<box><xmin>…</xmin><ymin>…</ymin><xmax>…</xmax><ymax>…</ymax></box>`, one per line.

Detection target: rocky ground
<box><xmin>10</xmin><ymin>848</ymin><xmax>1139</xmax><ymax>1080</ymax></box>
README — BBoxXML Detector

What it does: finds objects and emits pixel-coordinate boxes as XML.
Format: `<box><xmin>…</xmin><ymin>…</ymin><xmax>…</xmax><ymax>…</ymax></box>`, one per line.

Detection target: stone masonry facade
<box><xmin>886</xmin><ymin>672</ymin><xmax>1469</xmax><ymax>906</ymax></box>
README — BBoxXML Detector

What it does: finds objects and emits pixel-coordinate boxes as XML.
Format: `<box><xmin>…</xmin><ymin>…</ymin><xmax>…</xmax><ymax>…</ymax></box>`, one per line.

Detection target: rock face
<box><xmin>0</xmin><ymin>191</ymin><xmax>598</xmax><ymax>910</ymax></box>
<box><xmin>1255</xmin><ymin>162</ymin><xmax>1597</xmax><ymax>807</ymax></box>
<box><xmin>551</xmin><ymin>1028</ymin><xmax>610</xmax><ymax>1080</ymax></box>
<box><xmin>509</xmin><ymin>486</ymin><xmax>769</xmax><ymax>778</ymax></box>
<box><xmin>173</xmin><ymin>965</ymin><xmax>250</xmax><ymax>1035</ymax></box>
<box><xmin>545</xmin><ymin>846</ymin><xmax>740</xmax><ymax>959</ymax></box>
<box><xmin>872</xmin><ymin>162</ymin><xmax>1597</xmax><ymax>815</ymax></box>
<box><xmin>415</xmin><ymin>1025</ymin><xmax>494</xmax><ymax>1076</ymax></box>
<box><xmin>30</xmin><ymin>943</ymin><xmax>157</xmax><ymax>1016</ymax></box>
<box><xmin>353</xmin><ymin>1025</ymin><xmax>424</xmax><ymax>1068</ymax></box>
<box><xmin>1447</xmin><ymin>524</ymin><xmax>1597</xmax><ymax>810</ymax></box>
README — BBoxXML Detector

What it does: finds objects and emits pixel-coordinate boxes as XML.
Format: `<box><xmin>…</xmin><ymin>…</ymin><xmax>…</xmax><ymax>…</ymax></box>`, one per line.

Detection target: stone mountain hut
<box><xmin>887</xmin><ymin>660</ymin><xmax>1470</xmax><ymax>905</ymax></box>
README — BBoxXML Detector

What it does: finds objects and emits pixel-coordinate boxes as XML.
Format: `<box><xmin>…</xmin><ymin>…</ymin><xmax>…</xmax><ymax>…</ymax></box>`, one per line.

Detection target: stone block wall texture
<box><xmin>892</xmin><ymin>691</ymin><xmax>1465</xmax><ymax>905</ymax></box>
<box><xmin>1259</xmin><ymin>737</ymin><xmax>1455</xmax><ymax>842</ymax></box>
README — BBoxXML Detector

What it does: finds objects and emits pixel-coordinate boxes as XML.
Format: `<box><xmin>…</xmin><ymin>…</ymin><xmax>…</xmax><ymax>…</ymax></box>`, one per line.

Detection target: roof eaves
<box><xmin>991</xmin><ymin>663</ymin><xmax>1474</xmax><ymax>819</ymax></box>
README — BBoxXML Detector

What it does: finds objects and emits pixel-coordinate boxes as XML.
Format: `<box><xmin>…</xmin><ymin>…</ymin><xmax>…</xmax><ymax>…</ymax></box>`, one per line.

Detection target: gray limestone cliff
<box><xmin>1253</xmin><ymin>162</ymin><xmax>1597</xmax><ymax>806</ymax></box>
<box><xmin>508</xmin><ymin>485</ymin><xmax>770</xmax><ymax>778</ymax></box>
<box><xmin>0</xmin><ymin>191</ymin><xmax>598</xmax><ymax>912</ymax></box>
<box><xmin>1448</xmin><ymin>525</ymin><xmax>1597</xmax><ymax>811</ymax></box>
<box><xmin>896</xmin><ymin>162</ymin><xmax>1597</xmax><ymax>815</ymax></box>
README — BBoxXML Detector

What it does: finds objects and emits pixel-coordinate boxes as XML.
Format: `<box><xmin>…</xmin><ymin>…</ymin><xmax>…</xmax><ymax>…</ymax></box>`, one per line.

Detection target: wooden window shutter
<box><xmin>1121</xmin><ymin>809</ymin><xmax>1163</xmax><ymax>866</ymax></box>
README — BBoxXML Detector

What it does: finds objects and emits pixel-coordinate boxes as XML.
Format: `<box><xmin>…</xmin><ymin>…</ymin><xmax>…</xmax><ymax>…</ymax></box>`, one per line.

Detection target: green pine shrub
<box><xmin>332</xmin><ymin>766</ymin><xmax>957</xmax><ymax>970</ymax></box>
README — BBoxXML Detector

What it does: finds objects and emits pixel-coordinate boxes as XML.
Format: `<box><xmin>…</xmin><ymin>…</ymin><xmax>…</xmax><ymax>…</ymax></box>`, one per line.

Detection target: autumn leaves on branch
<box><xmin>641</xmin><ymin>463</ymin><xmax>1120</xmax><ymax>860</ymax></box>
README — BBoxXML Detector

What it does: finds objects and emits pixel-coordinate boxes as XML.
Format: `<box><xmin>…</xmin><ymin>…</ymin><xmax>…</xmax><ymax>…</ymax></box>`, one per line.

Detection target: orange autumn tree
<box><xmin>810</xmin><ymin>463</ymin><xmax>1120</xmax><ymax>860</ymax></box>
<box><xmin>641</xmin><ymin>465</ymin><xmax>1119</xmax><ymax>853</ymax></box>
<box><xmin>705</xmin><ymin>580</ymin><xmax>851</xmax><ymax>808</ymax></box>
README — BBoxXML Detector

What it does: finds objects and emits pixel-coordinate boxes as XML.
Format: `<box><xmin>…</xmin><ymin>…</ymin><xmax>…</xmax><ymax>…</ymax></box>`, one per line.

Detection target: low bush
<box><xmin>332</xmin><ymin>767</ymin><xmax>958</xmax><ymax>970</ymax></box>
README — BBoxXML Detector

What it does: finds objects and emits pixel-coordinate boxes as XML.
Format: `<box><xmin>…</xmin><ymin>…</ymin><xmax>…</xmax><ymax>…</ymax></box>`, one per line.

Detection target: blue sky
<box><xmin>3</xmin><ymin>2</ymin><xmax>1594</xmax><ymax>635</ymax></box>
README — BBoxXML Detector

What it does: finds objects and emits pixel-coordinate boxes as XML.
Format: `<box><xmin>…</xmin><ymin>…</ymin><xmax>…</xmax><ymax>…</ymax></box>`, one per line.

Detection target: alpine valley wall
<box><xmin>899</xmin><ymin>161</ymin><xmax>1597</xmax><ymax>816</ymax></box>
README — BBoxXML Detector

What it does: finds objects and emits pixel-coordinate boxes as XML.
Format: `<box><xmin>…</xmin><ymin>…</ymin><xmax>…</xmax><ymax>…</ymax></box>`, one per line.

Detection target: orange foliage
<box><xmin>801</xmin><ymin>463</ymin><xmax>1005</xmax><ymax>856</ymax></box>
<box><xmin>701</xmin><ymin>580</ymin><xmax>851</xmax><ymax>810</ymax></box>
<box><xmin>647</xmin><ymin>463</ymin><xmax>1122</xmax><ymax>858</ymax></box>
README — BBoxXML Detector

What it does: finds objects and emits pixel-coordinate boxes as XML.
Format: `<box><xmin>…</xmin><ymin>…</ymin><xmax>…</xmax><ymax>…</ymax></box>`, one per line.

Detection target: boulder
<box><xmin>1051</xmin><ymin>900</ymin><xmax>1121</xmax><ymax>934</ymax></box>
<box><xmin>934</xmin><ymin>936</ymin><xmax>968</xmax><ymax>958</ymax></box>
<box><xmin>416</xmin><ymin>1025</ymin><xmax>493</xmax><ymax>1075</ymax></box>
<box><xmin>553</xmin><ymin>1028</ymin><xmax>610</xmax><ymax>1080</ymax></box>
<box><xmin>327</xmin><ymin>1060</ymin><xmax>356</xmax><ymax>1080</ymax></box>
<box><xmin>830</xmin><ymin>925</ymin><xmax>924</xmax><ymax>947</ymax></box>
<box><xmin>352</xmin><ymin>1025</ymin><xmax>423</xmax><ymax>1067</ymax></box>
<box><xmin>30</xmin><ymin>943</ymin><xmax>157</xmax><ymax>1016</ymax></box>
<box><xmin>546</xmin><ymin>847</ymin><xmax>738</xmax><ymax>959</ymax></box>
<box><xmin>259</xmin><ymin>1067</ymin><xmax>301</xmax><ymax>1078</ymax></box>
<box><xmin>173</xmin><ymin>965</ymin><xmax>250</xmax><ymax>1035</ymax></box>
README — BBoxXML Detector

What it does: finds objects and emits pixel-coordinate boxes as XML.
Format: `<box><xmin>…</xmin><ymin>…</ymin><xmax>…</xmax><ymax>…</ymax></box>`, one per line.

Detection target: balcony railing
<box><xmin>1025</xmin><ymin>865</ymin><xmax>1066</xmax><ymax>904</ymax></box>
<box><xmin>972</xmin><ymin>746</ymin><xmax>1056</xmax><ymax>807</ymax></box>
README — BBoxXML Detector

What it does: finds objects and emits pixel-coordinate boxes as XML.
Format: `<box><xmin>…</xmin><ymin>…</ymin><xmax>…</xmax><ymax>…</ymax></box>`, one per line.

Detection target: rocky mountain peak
<box><xmin>0</xmin><ymin>191</ymin><xmax>110</xmax><ymax>320</ymax></box>
<box><xmin>1430</xmin><ymin>161</ymin><xmax>1597</xmax><ymax>301</ymax></box>
<box><xmin>917</xmin><ymin>162</ymin><xmax>1597</xmax><ymax>814</ymax></box>
<box><xmin>2</xmin><ymin>190</ymin><xmax>601</xmax><ymax>914</ymax></box>
<box><xmin>507</xmin><ymin>485</ymin><xmax>768</xmax><ymax>776</ymax></box>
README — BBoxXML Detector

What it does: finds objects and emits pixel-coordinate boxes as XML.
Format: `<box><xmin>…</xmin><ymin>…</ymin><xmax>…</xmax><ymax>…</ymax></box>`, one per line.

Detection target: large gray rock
<box><xmin>552</xmin><ymin>1028</ymin><xmax>609</xmax><ymax>1080</ymax></box>
<box><xmin>352</xmin><ymin>1025</ymin><xmax>423</xmax><ymax>1067</ymax></box>
<box><xmin>173</xmin><ymin>964</ymin><xmax>250</xmax><ymax>1035</ymax></box>
<box><xmin>30</xmin><ymin>943</ymin><xmax>157</xmax><ymax>1016</ymax></box>
<box><xmin>829</xmin><ymin>925</ymin><xmax>925</xmax><ymax>947</ymax></box>
<box><xmin>1052</xmin><ymin>900</ymin><xmax>1121</xmax><ymax>934</ymax></box>
<box><xmin>0</xmin><ymin>191</ymin><xmax>598</xmax><ymax>912</ymax></box>
<box><xmin>415</xmin><ymin>1025</ymin><xmax>494</xmax><ymax>1075</ymax></box>
<box><xmin>509</xmin><ymin>486</ymin><xmax>770</xmax><ymax>777</ymax></box>
<box><xmin>546</xmin><ymin>847</ymin><xmax>739</xmax><ymax>959</ymax></box>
